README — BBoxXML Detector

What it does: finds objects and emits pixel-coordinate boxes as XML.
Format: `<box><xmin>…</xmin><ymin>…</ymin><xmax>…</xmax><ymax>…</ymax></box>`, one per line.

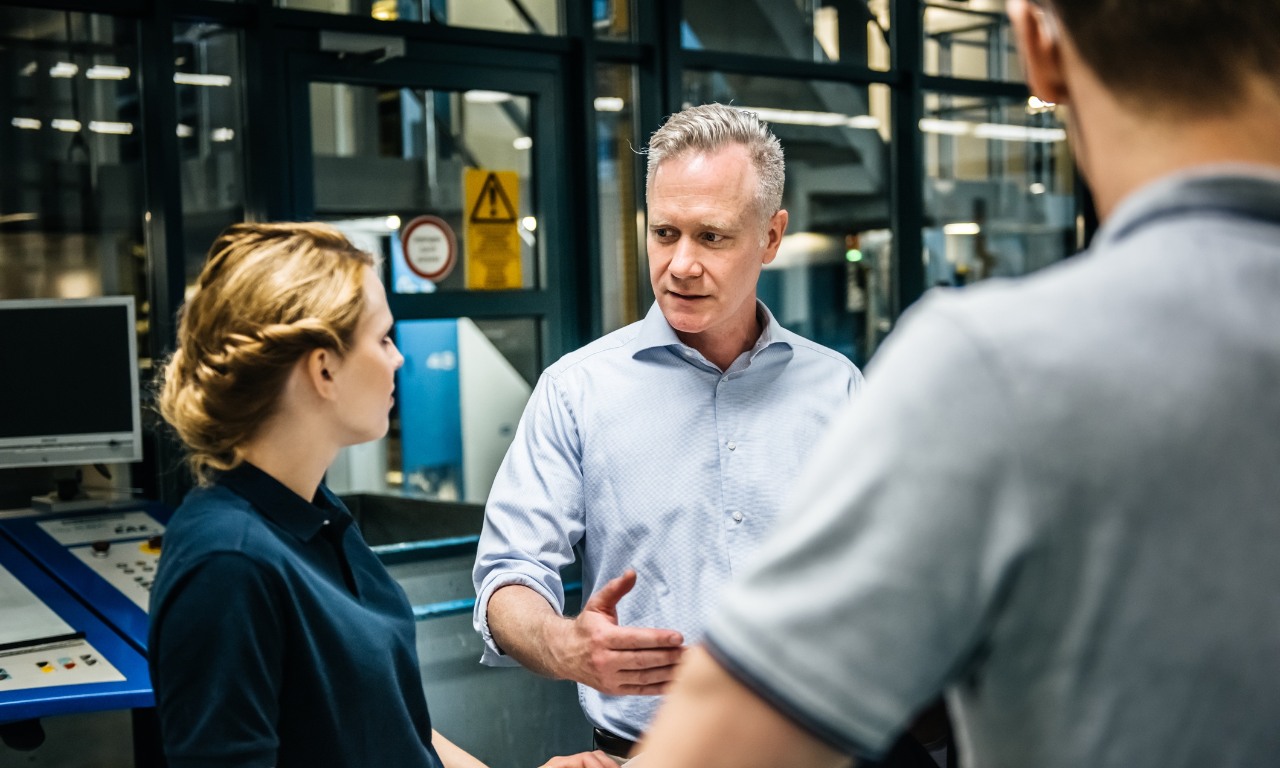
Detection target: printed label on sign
<box><xmin>401</xmin><ymin>215</ymin><xmax>457</xmax><ymax>282</ymax></box>
<box><xmin>463</xmin><ymin>169</ymin><xmax>522</xmax><ymax>290</ymax></box>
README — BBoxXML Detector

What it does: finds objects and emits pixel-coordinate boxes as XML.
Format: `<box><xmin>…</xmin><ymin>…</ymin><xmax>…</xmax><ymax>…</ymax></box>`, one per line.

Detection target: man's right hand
<box><xmin>547</xmin><ymin>569</ymin><xmax>685</xmax><ymax>695</ymax></box>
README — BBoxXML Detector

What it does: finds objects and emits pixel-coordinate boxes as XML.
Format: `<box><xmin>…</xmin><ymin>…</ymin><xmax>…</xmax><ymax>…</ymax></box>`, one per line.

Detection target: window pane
<box><xmin>309</xmin><ymin>84</ymin><xmax>538</xmax><ymax>293</ymax></box>
<box><xmin>922</xmin><ymin>92</ymin><xmax>1074</xmax><ymax>287</ymax></box>
<box><xmin>594</xmin><ymin>0</ymin><xmax>634</xmax><ymax>41</ymax></box>
<box><xmin>595</xmin><ymin>63</ymin><xmax>643</xmax><ymax>333</ymax></box>
<box><xmin>0</xmin><ymin>7</ymin><xmax>147</xmax><ymax>497</ymax></box>
<box><xmin>326</xmin><ymin>315</ymin><xmax>539</xmax><ymax>504</ymax></box>
<box><xmin>683</xmin><ymin>72</ymin><xmax>892</xmax><ymax>366</ymax></box>
<box><xmin>683</xmin><ymin>0</ymin><xmax>890</xmax><ymax>71</ymax></box>
<box><xmin>924</xmin><ymin>0</ymin><xmax>1021</xmax><ymax>81</ymax></box>
<box><xmin>278</xmin><ymin>0</ymin><xmax>563</xmax><ymax>35</ymax></box>
<box><xmin>175</xmin><ymin>22</ymin><xmax>246</xmax><ymax>289</ymax></box>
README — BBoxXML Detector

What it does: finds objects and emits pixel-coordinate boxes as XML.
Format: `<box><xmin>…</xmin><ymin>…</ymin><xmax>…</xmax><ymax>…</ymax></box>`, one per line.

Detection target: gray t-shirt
<box><xmin>706</xmin><ymin>167</ymin><xmax>1280</xmax><ymax>767</ymax></box>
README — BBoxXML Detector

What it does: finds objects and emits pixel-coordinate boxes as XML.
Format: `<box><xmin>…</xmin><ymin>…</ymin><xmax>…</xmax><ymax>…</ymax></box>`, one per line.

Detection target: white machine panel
<box><xmin>0</xmin><ymin>636</ymin><xmax>124</xmax><ymax>692</ymax></box>
<box><xmin>37</xmin><ymin>511</ymin><xmax>165</xmax><ymax>612</ymax></box>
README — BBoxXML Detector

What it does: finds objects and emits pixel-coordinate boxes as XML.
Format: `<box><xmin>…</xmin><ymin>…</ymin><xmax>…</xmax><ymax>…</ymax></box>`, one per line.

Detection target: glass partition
<box><xmin>684</xmin><ymin>72</ymin><xmax>892</xmax><ymax>366</ymax></box>
<box><xmin>279</xmin><ymin>0</ymin><xmax>563</xmax><ymax>35</ymax></box>
<box><xmin>175</xmin><ymin>22</ymin><xmax>246</xmax><ymax>289</ymax></box>
<box><xmin>310</xmin><ymin>83</ymin><xmax>539</xmax><ymax>293</ymax></box>
<box><xmin>0</xmin><ymin>7</ymin><xmax>148</xmax><ymax>501</ymax></box>
<box><xmin>922</xmin><ymin>91</ymin><xmax>1073</xmax><ymax>287</ymax></box>
<box><xmin>595</xmin><ymin>63</ymin><xmax>643</xmax><ymax>333</ymax></box>
<box><xmin>683</xmin><ymin>0</ymin><xmax>890</xmax><ymax>71</ymax></box>
<box><xmin>923</xmin><ymin>0</ymin><xmax>1020</xmax><ymax>81</ymax></box>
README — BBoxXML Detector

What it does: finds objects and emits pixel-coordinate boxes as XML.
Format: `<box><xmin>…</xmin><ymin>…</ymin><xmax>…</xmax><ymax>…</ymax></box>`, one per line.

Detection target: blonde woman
<box><xmin>150</xmin><ymin>223</ymin><xmax>610</xmax><ymax>768</ymax></box>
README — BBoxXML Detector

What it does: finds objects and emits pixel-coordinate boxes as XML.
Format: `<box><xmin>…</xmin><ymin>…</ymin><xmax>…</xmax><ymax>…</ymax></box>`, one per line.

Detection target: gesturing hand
<box><xmin>552</xmin><ymin>569</ymin><xmax>685</xmax><ymax>696</ymax></box>
<box><xmin>538</xmin><ymin>750</ymin><xmax>616</xmax><ymax>768</ymax></box>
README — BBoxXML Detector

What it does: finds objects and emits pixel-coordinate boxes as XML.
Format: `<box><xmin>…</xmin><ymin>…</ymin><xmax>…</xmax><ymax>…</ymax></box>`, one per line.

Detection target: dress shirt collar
<box><xmin>218</xmin><ymin>461</ymin><xmax>352</xmax><ymax>543</ymax></box>
<box><xmin>633</xmin><ymin>299</ymin><xmax>791</xmax><ymax>366</ymax></box>
<box><xmin>1097</xmin><ymin>164</ymin><xmax>1280</xmax><ymax>250</ymax></box>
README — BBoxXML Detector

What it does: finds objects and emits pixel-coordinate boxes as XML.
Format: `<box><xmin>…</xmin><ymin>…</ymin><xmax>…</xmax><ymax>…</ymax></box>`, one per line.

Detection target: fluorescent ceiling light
<box><xmin>89</xmin><ymin>120</ymin><xmax>134</xmax><ymax>135</ymax></box>
<box><xmin>51</xmin><ymin>118</ymin><xmax>82</xmax><ymax>132</ymax></box>
<box><xmin>211</xmin><ymin>127</ymin><xmax>236</xmax><ymax>142</ymax></box>
<box><xmin>11</xmin><ymin>117</ymin><xmax>41</xmax><ymax>130</ymax></box>
<box><xmin>174</xmin><ymin>73</ymin><xmax>233</xmax><ymax>87</ymax></box>
<box><xmin>0</xmin><ymin>212</ymin><xmax>39</xmax><ymax>225</ymax></box>
<box><xmin>176</xmin><ymin>123</ymin><xmax>194</xmax><ymax>138</ymax></box>
<box><xmin>86</xmin><ymin>65</ymin><xmax>131</xmax><ymax>80</ymax></box>
<box><xmin>20</xmin><ymin>61</ymin><xmax>37</xmax><ymax>77</ymax></box>
<box><xmin>464</xmin><ymin>90</ymin><xmax>512</xmax><ymax>103</ymax></box>
<box><xmin>49</xmin><ymin>62</ymin><xmax>79</xmax><ymax>78</ymax></box>
<box><xmin>919</xmin><ymin>118</ymin><xmax>972</xmax><ymax>135</ymax></box>
<box><xmin>594</xmin><ymin>96</ymin><xmax>625</xmax><ymax>112</ymax></box>
<box><xmin>1029</xmin><ymin>182</ymin><xmax>1047</xmax><ymax>195</ymax></box>
<box><xmin>512</xmin><ymin>136</ymin><xmax>533</xmax><ymax>150</ymax></box>
<box><xmin>973</xmin><ymin>123</ymin><xmax>1067</xmax><ymax>142</ymax></box>
<box><xmin>943</xmin><ymin>222</ymin><xmax>981</xmax><ymax>236</ymax></box>
<box><xmin>747</xmin><ymin>106</ymin><xmax>880</xmax><ymax>130</ymax></box>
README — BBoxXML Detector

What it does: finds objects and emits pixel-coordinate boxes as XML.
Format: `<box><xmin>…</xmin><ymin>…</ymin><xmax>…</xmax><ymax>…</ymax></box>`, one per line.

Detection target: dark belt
<box><xmin>592</xmin><ymin>727</ymin><xmax>637</xmax><ymax>757</ymax></box>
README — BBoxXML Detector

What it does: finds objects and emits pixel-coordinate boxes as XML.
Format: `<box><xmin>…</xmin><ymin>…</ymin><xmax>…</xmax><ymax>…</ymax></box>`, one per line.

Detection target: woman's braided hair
<box><xmin>156</xmin><ymin>222</ymin><xmax>375</xmax><ymax>485</ymax></box>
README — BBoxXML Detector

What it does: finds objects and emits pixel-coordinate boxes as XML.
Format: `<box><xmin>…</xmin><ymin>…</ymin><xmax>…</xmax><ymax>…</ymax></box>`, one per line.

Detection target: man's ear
<box><xmin>1009</xmin><ymin>0</ymin><xmax>1070</xmax><ymax>106</ymax></box>
<box><xmin>303</xmin><ymin>347</ymin><xmax>339</xmax><ymax>401</ymax></box>
<box><xmin>761</xmin><ymin>208</ymin><xmax>789</xmax><ymax>266</ymax></box>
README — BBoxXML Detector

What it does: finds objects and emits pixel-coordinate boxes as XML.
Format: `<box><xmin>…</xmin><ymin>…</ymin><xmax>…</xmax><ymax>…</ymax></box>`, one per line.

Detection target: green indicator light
<box><xmin>845</xmin><ymin>248</ymin><xmax>863</xmax><ymax>263</ymax></box>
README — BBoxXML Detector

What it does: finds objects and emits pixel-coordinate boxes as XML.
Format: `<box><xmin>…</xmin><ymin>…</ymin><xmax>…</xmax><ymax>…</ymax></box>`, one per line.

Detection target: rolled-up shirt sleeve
<box><xmin>473</xmin><ymin>372</ymin><xmax>587</xmax><ymax>664</ymax></box>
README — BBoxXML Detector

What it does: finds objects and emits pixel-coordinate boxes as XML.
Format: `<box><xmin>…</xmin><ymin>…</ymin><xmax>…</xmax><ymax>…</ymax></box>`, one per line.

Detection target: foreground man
<box><xmin>638</xmin><ymin>1</ymin><xmax>1280</xmax><ymax>766</ymax></box>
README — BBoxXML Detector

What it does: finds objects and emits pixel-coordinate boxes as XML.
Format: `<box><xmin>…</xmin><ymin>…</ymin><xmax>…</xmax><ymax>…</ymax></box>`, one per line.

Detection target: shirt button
<box><xmin>727</xmin><ymin>441</ymin><xmax>737</xmax><ymax>451</ymax></box>
<box><xmin>731</xmin><ymin>510</ymin><xmax>744</xmax><ymax>523</ymax></box>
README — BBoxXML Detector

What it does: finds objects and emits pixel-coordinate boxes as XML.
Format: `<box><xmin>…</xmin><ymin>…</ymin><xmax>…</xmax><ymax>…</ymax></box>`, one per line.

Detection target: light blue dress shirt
<box><xmin>473</xmin><ymin>300</ymin><xmax>862</xmax><ymax>739</ymax></box>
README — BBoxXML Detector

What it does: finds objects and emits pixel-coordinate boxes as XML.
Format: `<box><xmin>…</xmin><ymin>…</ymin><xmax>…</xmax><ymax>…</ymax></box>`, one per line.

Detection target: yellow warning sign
<box><xmin>463</xmin><ymin>169</ymin><xmax>522</xmax><ymax>290</ymax></box>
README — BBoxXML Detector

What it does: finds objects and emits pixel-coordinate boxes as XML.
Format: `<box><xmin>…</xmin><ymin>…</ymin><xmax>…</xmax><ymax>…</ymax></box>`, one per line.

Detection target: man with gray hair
<box><xmin>473</xmin><ymin>103</ymin><xmax>862</xmax><ymax>761</ymax></box>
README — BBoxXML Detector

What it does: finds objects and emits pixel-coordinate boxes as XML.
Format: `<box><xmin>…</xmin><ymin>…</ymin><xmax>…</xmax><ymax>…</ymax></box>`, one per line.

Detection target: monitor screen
<box><xmin>0</xmin><ymin>296</ymin><xmax>143</xmax><ymax>469</ymax></box>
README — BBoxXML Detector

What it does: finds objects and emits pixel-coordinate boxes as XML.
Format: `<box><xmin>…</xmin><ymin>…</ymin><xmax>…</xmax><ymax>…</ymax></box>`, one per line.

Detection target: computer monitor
<box><xmin>0</xmin><ymin>296</ymin><xmax>143</xmax><ymax>470</ymax></box>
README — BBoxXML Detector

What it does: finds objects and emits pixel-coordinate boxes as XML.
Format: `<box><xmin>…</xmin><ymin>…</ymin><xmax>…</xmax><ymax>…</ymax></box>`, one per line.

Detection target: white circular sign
<box><xmin>401</xmin><ymin>215</ymin><xmax>456</xmax><ymax>281</ymax></box>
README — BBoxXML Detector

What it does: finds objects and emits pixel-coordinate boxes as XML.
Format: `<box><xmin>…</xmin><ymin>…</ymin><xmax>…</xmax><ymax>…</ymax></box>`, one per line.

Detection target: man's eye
<box><xmin>703</xmin><ymin>232</ymin><xmax>725</xmax><ymax>243</ymax></box>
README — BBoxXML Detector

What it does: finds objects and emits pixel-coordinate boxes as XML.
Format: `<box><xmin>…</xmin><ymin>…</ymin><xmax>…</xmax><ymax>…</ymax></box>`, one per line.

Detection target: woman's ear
<box><xmin>303</xmin><ymin>347</ymin><xmax>340</xmax><ymax>401</ymax></box>
<box><xmin>1009</xmin><ymin>0</ymin><xmax>1070</xmax><ymax>106</ymax></box>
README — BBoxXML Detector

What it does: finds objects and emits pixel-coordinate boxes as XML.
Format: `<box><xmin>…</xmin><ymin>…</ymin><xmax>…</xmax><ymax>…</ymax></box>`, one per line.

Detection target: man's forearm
<box><xmin>487</xmin><ymin>583</ymin><xmax>570</xmax><ymax>679</ymax></box>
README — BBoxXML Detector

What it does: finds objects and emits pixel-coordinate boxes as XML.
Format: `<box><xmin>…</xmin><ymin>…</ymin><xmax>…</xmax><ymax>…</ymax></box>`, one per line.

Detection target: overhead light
<box><xmin>51</xmin><ymin>118</ymin><xmax>82</xmax><ymax>132</ymax></box>
<box><xmin>1029</xmin><ymin>182</ymin><xmax>1047</xmax><ymax>195</ymax></box>
<box><xmin>919</xmin><ymin>118</ymin><xmax>1067</xmax><ymax>143</ymax></box>
<box><xmin>89</xmin><ymin>120</ymin><xmax>134</xmax><ymax>135</ymax></box>
<box><xmin>593</xmin><ymin>96</ymin><xmax>625</xmax><ymax>112</ymax></box>
<box><xmin>464</xmin><ymin>90</ymin><xmax>511</xmax><ymax>103</ymax></box>
<box><xmin>973</xmin><ymin>123</ymin><xmax>1067</xmax><ymax>142</ymax></box>
<box><xmin>211</xmin><ymin>127</ymin><xmax>235</xmax><ymax>142</ymax></box>
<box><xmin>11</xmin><ymin>117</ymin><xmax>41</xmax><ymax>130</ymax></box>
<box><xmin>50</xmin><ymin>62</ymin><xmax>79</xmax><ymax>78</ymax></box>
<box><xmin>20</xmin><ymin>61</ymin><xmax>37</xmax><ymax>77</ymax></box>
<box><xmin>0</xmin><ymin>212</ymin><xmax>39</xmax><ymax>225</ymax></box>
<box><xmin>176</xmin><ymin>123</ymin><xmax>194</xmax><ymax>138</ymax></box>
<box><xmin>943</xmin><ymin>222</ymin><xmax>981</xmax><ymax>236</ymax></box>
<box><xmin>512</xmin><ymin>136</ymin><xmax>533</xmax><ymax>150</ymax></box>
<box><xmin>371</xmin><ymin>0</ymin><xmax>398</xmax><ymax>20</ymax></box>
<box><xmin>746</xmin><ymin>106</ymin><xmax>880</xmax><ymax>130</ymax></box>
<box><xmin>86</xmin><ymin>64</ymin><xmax>131</xmax><ymax>80</ymax></box>
<box><xmin>385</xmin><ymin>215</ymin><xmax>401</xmax><ymax>230</ymax></box>
<box><xmin>174</xmin><ymin>72</ymin><xmax>233</xmax><ymax>87</ymax></box>
<box><xmin>919</xmin><ymin>117</ymin><xmax>972</xmax><ymax>135</ymax></box>
<box><xmin>521</xmin><ymin>216</ymin><xmax>537</xmax><ymax>232</ymax></box>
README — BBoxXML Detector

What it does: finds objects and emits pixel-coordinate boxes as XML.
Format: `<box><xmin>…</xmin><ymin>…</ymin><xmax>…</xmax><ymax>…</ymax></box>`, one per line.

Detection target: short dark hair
<box><xmin>1039</xmin><ymin>0</ymin><xmax>1280</xmax><ymax>114</ymax></box>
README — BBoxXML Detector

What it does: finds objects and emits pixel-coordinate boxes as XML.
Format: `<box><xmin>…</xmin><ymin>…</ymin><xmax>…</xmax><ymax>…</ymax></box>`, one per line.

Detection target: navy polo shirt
<box><xmin>148</xmin><ymin>463</ymin><xmax>444</xmax><ymax>768</ymax></box>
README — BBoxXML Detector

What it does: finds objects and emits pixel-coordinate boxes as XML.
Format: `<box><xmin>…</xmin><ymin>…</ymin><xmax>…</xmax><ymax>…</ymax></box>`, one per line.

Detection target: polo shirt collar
<box><xmin>1097</xmin><ymin>164</ymin><xmax>1280</xmax><ymax>249</ymax></box>
<box><xmin>219</xmin><ymin>461</ymin><xmax>352</xmax><ymax>542</ymax></box>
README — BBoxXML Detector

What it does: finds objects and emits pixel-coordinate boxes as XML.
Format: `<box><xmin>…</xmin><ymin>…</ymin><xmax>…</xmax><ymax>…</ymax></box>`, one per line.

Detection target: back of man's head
<box><xmin>645</xmin><ymin>103</ymin><xmax>785</xmax><ymax>218</ymax></box>
<box><xmin>1038</xmin><ymin>0</ymin><xmax>1280</xmax><ymax>115</ymax></box>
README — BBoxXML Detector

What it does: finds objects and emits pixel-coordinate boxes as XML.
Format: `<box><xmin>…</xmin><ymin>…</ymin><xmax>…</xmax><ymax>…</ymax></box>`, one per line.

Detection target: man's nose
<box><xmin>668</xmin><ymin>238</ymin><xmax>702</xmax><ymax>278</ymax></box>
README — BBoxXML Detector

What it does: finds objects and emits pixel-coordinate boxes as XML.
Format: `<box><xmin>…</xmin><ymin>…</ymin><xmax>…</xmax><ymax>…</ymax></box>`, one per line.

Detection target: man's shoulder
<box><xmin>771</xmin><ymin>324</ymin><xmax>860</xmax><ymax>376</ymax></box>
<box><xmin>543</xmin><ymin>320</ymin><xmax>645</xmax><ymax>379</ymax></box>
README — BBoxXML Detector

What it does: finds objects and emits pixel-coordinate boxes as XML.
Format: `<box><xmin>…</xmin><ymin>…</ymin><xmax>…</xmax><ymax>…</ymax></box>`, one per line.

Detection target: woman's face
<box><xmin>330</xmin><ymin>267</ymin><xmax>403</xmax><ymax>446</ymax></box>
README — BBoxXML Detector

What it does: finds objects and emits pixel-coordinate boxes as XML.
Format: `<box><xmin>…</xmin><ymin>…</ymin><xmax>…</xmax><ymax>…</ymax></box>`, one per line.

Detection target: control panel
<box><xmin>35</xmin><ymin>511</ymin><xmax>165</xmax><ymax>612</ymax></box>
